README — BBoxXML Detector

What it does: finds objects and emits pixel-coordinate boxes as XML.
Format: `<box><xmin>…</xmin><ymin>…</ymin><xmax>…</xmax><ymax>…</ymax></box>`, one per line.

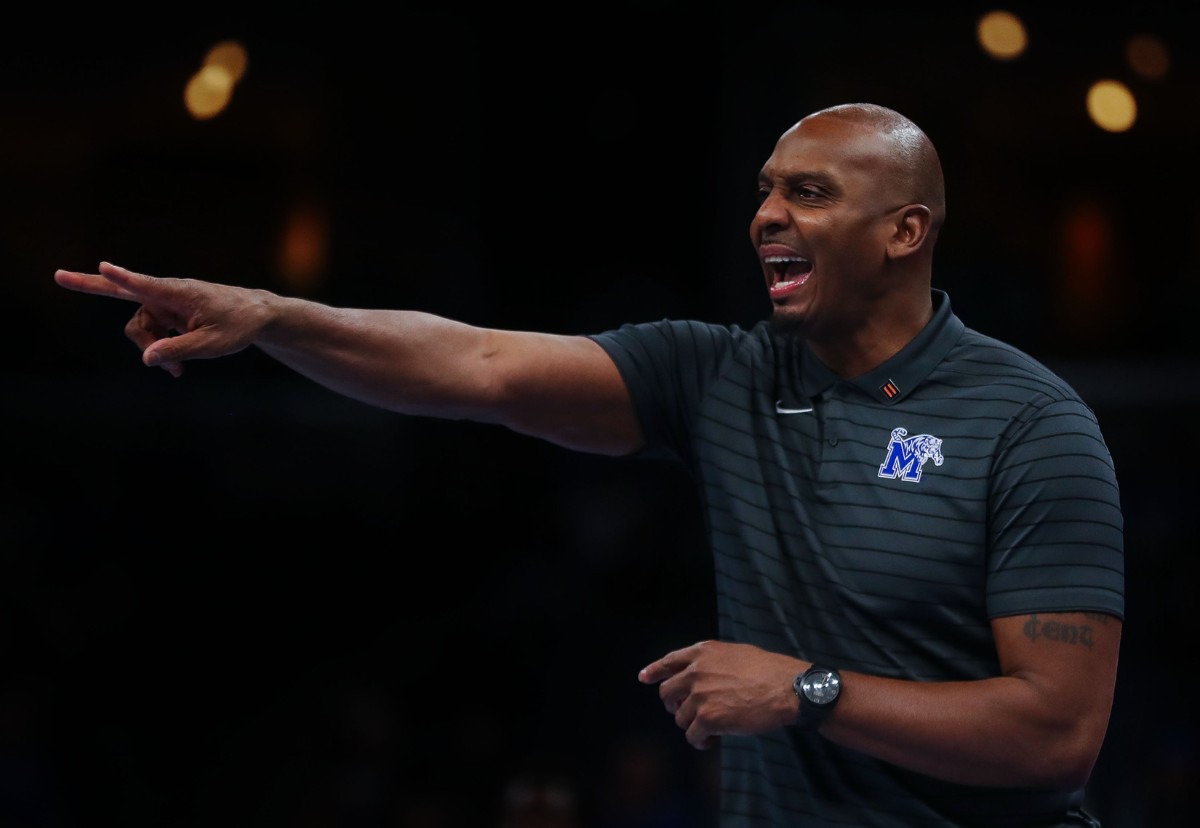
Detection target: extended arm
<box><xmin>55</xmin><ymin>262</ymin><xmax>644</xmax><ymax>456</ymax></box>
<box><xmin>640</xmin><ymin>610</ymin><xmax>1121</xmax><ymax>789</ymax></box>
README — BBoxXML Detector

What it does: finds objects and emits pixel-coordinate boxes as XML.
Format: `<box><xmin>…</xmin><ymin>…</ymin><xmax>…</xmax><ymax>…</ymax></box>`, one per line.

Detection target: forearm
<box><xmin>820</xmin><ymin>671</ymin><xmax>1104</xmax><ymax>789</ymax></box>
<box><xmin>254</xmin><ymin>293</ymin><xmax>505</xmax><ymax>419</ymax></box>
<box><xmin>251</xmin><ymin>292</ymin><xmax>643</xmax><ymax>454</ymax></box>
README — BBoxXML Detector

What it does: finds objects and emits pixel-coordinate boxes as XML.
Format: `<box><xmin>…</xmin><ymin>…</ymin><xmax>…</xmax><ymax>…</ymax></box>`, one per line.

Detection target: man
<box><xmin>55</xmin><ymin>103</ymin><xmax>1124</xmax><ymax>827</ymax></box>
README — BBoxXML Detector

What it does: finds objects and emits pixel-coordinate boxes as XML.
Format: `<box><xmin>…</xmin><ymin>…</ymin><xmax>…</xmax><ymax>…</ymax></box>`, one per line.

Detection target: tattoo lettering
<box><xmin>1022</xmin><ymin>614</ymin><xmax>1094</xmax><ymax>649</ymax></box>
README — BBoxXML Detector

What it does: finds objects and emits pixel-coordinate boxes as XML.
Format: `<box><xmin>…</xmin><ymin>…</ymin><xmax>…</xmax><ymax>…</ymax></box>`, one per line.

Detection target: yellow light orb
<box><xmin>204</xmin><ymin>40</ymin><xmax>249</xmax><ymax>84</ymax></box>
<box><xmin>977</xmin><ymin>10</ymin><xmax>1028</xmax><ymax>61</ymax></box>
<box><xmin>184</xmin><ymin>65</ymin><xmax>234</xmax><ymax>120</ymax></box>
<box><xmin>1086</xmin><ymin>80</ymin><xmax>1137</xmax><ymax>133</ymax></box>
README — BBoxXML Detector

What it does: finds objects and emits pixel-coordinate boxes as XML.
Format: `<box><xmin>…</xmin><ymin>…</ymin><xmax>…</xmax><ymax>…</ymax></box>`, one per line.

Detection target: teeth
<box><xmin>764</xmin><ymin>255</ymin><xmax>809</xmax><ymax>263</ymax></box>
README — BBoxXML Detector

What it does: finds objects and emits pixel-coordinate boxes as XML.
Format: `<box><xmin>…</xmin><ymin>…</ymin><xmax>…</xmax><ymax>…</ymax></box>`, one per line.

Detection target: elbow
<box><xmin>1033</xmin><ymin>750</ymin><xmax>1098</xmax><ymax>792</ymax></box>
<box><xmin>1020</xmin><ymin>719</ymin><xmax>1108</xmax><ymax>790</ymax></box>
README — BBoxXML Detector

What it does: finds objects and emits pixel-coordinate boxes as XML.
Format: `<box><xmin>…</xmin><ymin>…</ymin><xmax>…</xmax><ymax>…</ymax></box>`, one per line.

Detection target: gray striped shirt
<box><xmin>590</xmin><ymin>289</ymin><xmax>1124</xmax><ymax>827</ymax></box>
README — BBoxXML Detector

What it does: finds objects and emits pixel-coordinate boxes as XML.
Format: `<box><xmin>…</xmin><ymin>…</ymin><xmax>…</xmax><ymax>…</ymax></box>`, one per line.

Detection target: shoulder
<box><xmin>946</xmin><ymin>325</ymin><xmax>1089</xmax><ymax>407</ymax></box>
<box><xmin>589</xmin><ymin>318</ymin><xmax>777</xmax><ymax>359</ymax></box>
<box><xmin>942</xmin><ymin>327</ymin><xmax>1117</xmax><ymax>466</ymax></box>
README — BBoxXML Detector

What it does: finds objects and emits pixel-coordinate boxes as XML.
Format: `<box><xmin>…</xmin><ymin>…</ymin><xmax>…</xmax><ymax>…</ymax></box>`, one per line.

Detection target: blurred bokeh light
<box><xmin>184</xmin><ymin>64</ymin><xmax>235</xmax><ymax>119</ymax></box>
<box><xmin>204</xmin><ymin>39</ymin><xmax>249</xmax><ymax>83</ymax></box>
<box><xmin>184</xmin><ymin>39</ymin><xmax>248</xmax><ymax>120</ymax></box>
<box><xmin>1087</xmin><ymin>79</ymin><xmax>1137</xmax><ymax>132</ymax></box>
<box><xmin>1125</xmin><ymin>33</ymin><xmax>1169</xmax><ymax>81</ymax></box>
<box><xmin>977</xmin><ymin>10</ymin><xmax>1028</xmax><ymax>60</ymax></box>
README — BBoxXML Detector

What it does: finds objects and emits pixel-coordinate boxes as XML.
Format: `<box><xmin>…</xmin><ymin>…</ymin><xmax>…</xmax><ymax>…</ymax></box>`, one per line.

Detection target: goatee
<box><xmin>768</xmin><ymin>308</ymin><xmax>806</xmax><ymax>337</ymax></box>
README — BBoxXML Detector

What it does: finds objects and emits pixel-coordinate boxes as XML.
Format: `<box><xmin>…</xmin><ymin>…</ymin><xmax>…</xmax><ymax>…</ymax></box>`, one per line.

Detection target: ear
<box><xmin>885</xmin><ymin>205</ymin><xmax>932</xmax><ymax>261</ymax></box>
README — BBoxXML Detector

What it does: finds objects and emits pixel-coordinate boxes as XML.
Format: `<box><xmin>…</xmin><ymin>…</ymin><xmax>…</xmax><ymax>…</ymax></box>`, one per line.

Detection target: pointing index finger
<box><xmin>54</xmin><ymin>262</ymin><xmax>164</xmax><ymax>303</ymax></box>
<box><xmin>97</xmin><ymin>261</ymin><xmax>163</xmax><ymax>296</ymax></box>
<box><xmin>638</xmin><ymin>640</ymin><xmax>706</xmax><ymax>684</ymax></box>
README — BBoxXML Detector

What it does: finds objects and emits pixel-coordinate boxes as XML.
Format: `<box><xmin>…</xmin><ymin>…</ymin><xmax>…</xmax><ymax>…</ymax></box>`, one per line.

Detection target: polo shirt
<box><xmin>589</xmin><ymin>289</ymin><xmax>1124</xmax><ymax>827</ymax></box>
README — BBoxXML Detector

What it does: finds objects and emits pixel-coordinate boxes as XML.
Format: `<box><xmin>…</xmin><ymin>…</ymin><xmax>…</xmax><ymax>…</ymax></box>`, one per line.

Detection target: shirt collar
<box><xmin>796</xmin><ymin>289</ymin><xmax>964</xmax><ymax>404</ymax></box>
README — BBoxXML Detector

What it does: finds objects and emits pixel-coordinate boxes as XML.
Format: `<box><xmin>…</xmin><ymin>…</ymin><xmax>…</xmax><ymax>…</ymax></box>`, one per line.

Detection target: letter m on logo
<box><xmin>878</xmin><ymin>441</ymin><xmax>924</xmax><ymax>482</ymax></box>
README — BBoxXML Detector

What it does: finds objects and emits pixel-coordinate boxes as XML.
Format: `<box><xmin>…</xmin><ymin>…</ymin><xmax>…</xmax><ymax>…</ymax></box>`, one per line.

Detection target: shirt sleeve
<box><xmin>986</xmin><ymin>395</ymin><xmax>1125</xmax><ymax>620</ymax></box>
<box><xmin>588</xmin><ymin>319</ymin><xmax>738</xmax><ymax>464</ymax></box>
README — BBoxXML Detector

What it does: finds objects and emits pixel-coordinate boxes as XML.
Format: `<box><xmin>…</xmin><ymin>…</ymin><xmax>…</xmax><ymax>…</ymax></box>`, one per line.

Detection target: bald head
<box><xmin>797</xmin><ymin>103</ymin><xmax>946</xmax><ymax>242</ymax></box>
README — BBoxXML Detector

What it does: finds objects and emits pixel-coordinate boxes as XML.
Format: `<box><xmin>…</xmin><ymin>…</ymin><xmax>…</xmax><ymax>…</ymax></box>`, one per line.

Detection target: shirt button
<box><xmin>829</xmin><ymin>436</ymin><xmax>838</xmax><ymax>446</ymax></box>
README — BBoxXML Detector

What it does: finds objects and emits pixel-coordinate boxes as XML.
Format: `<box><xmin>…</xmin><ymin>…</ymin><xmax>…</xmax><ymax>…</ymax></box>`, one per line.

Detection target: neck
<box><xmin>801</xmin><ymin>291</ymin><xmax>934</xmax><ymax>378</ymax></box>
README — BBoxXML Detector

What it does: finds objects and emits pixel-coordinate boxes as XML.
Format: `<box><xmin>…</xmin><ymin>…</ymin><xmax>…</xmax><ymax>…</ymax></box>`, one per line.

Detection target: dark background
<box><xmin>2</xmin><ymin>4</ymin><xmax>1196</xmax><ymax>826</ymax></box>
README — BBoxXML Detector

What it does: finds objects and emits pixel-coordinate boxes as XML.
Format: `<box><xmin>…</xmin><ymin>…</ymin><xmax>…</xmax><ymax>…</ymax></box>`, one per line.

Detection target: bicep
<box><xmin>490</xmin><ymin>331</ymin><xmax>644</xmax><ymax>456</ymax></box>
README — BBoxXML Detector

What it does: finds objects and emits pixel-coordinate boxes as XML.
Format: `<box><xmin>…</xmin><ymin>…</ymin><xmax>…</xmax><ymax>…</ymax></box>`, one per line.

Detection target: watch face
<box><xmin>801</xmin><ymin>669</ymin><xmax>841</xmax><ymax>706</ymax></box>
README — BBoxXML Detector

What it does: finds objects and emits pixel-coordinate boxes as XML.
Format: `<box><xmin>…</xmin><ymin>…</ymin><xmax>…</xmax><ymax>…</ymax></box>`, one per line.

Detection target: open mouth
<box><xmin>765</xmin><ymin>254</ymin><xmax>813</xmax><ymax>292</ymax></box>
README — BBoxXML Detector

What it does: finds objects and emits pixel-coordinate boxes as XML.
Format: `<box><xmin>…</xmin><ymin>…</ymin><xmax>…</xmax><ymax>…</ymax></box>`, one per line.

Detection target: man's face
<box><xmin>750</xmin><ymin>115</ymin><xmax>907</xmax><ymax>341</ymax></box>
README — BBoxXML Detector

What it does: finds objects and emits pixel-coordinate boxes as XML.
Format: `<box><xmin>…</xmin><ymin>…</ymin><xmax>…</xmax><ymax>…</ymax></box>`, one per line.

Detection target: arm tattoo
<box><xmin>1022</xmin><ymin>614</ymin><xmax>1098</xmax><ymax>649</ymax></box>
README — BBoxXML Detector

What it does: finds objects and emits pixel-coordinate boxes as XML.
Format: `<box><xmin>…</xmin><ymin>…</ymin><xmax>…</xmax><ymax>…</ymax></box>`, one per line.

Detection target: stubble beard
<box><xmin>768</xmin><ymin>305</ymin><xmax>807</xmax><ymax>338</ymax></box>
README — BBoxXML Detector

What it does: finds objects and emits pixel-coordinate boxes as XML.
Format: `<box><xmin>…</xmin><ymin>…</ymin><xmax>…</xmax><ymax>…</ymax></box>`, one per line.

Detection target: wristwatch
<box><xmin>793</xmin><ymin>665</ymin><xmax>842</xmax><ymax>730</ymax></box>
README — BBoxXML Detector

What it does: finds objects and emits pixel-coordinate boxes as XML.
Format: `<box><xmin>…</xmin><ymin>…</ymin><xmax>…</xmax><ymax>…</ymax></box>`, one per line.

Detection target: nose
<box><xmin>751</xmin><ymin>188</ymin><xmax>789</xmax><ymax>238</ymax></box>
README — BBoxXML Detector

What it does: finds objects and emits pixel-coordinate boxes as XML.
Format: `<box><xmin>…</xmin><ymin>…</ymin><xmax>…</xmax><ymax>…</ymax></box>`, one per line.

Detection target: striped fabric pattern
<box><xmin>589</xmin><ymin>290</ymin><xmax>1124</xmax><ymax>827</ymax></box>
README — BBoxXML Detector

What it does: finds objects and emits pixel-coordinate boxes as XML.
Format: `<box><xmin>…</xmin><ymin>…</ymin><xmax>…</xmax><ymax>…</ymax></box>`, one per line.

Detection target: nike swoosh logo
<box><xmin>775</xmin><ymin>400</ymin><xmax>814</xmax><ymax>414</ymax></box>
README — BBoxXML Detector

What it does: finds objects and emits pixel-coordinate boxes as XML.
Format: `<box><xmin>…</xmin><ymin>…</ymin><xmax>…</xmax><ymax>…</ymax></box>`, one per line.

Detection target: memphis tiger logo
<box><xmin>877</xmin><ymin>427</ymin><xmax>944</xmax><ymax>483</ymax></box>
